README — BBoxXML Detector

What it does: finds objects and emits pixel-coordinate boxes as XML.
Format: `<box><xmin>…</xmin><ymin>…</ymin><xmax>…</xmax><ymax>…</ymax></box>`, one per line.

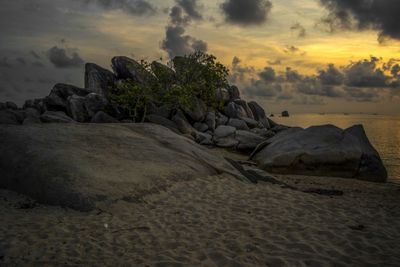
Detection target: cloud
<box><xmin>87</xmin><ymin>0</ymin><xmax>156</xmax><ymax>16</ymax></box>
<box><xmin>344</xmin><ymin>57</ymin><xmax>389</xmax><ymax>88</ymax></box>
<box><xmin>318</xmin><ymin>64</ymin><xmax>344</xmax><ymax>85</ymax></box>
<box><xmin>229</xmin><ymin>56</ymin><xmax>256</xmax><ymax>84</ymax></box>
<box><xmin>290</xmin><ymin>23</ymin><xmax>306</xmax><ymax>38</ymax></box>
<box><xmin>47</xmin><ymin>46</ymin><xmax>84</xmax><ymax>68</ymax></box>
<box><xmin>220</xmin><ymin>0</ymin><xmax>272</xmax><ymax>26</ymax></box>
<box><xmin>161</xmin><ymin>1</ymin><xmax>207</xmax><ymax>58</ymax></box>
<box><xmin>176</xmin><ymin>0</ymin><xmax>203</xmax><ymax>20</ymax></box>
<box><xmin>259</xmin><ymin>67</ymin><xmax>276</xmax><ymax>82</ymax></box>
<box><xmin>318</xmin><ymin>0</ymin><xmax>400</xmax><ymax>42</ymax></box>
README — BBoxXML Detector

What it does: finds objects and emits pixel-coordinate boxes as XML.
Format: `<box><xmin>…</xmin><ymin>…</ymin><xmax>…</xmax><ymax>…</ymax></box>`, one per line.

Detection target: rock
<box><xmin>0</xmin><ymin>102</ymin><xmax>6</xmax><ymax>110</ymax></box>
<box><xmin>240</xmin><ymin>117</ymin><xmax>259</xmax><ymax>129</ymax></box>
<box><xmin>145</xmin><ymin>114</ymin><xmax>180</xmax><ymax>134</ymax></box>
<box><xmin>194</xmin><ymin>131</ymin><xmax>213</xmax><ymax>145</ymax></box>
<box><xmin>253</xmin><ymin>124</ymin><xmax>387</xmax><ymax>182</ymax></box>
<box><xmin>0</xmin><ymin>110</ymin><xmax>20</xmax><ymax>125</ymax></box>
<box><xmin>183</xmin><ymin>97</ymin><xmax>207</xmax><ymax>122</ymax></box>
<box><xmin>214</xmin><ymin>125</ymin><xmax>236</xmax><ymax>139</ymax></box>
<box><xmin>224</xmin><ymin>102</ymin><xmax>247</xmax><ymax>119</ymax></box>
<box><xmin>227</xmin><ymin>118</ymin><xmax>250</xmax><ymax>131</ymax></box>
<box><xmin>214</xmin><ymin>137</ymin><xmax>239</xmax><ymax>148</ymax></box>
<box><xmin>66</xmin><ymin>95</ymin><xmax>88</xmax><ymax>122</ymax></box>
<box><xmin>84</xmin><ymin>93</ymin><xmax>109</xmax><ymax>118</ymax></box>
<box><xmin>23</xmin><ymin>99</ymin><xmax>46</xmax><ymax>113</ymax></box>
<box><xmin>0</xmin><ymin>123</ymin><xmax>243</xmax><ymax>211</ymax></box>
<box><xmin>271</xmin><ymin>125</ymin><xmax>289</xmax><ymax>133</ymax></box>
<box><xmin>251</xmin><ymin>128</ymin><xmax>276</xmax><ymax>139</ymax></box>
<box><xmin>205</xmin><ymin>112</ymin><xmax>216</xmax><ymax>132</ymax></box>
<box><xmin>45</xmin><ymin>84</ymin><xmax>91</xmax><ymax>111</ymax></box>
<box><xmin>40</xmin><ymin>111</ymin><xmax>74</xmax><ymax>123</ymax></box>
<box><xmin>345</xmin><ymin>125</ymin><xmax>388</xmax><ymax>181</ymax></box>
<box><xmin>233</xmin><ymin>100</ymin><xmax>254</xmax><ymax>119</ymax></box>
<box><xmin>194</xmin><ymin>122</ymin><xmax>209</xmax><ymax>133</ymax></box>
<box><xmin>282</xmin><ymin>110</ymin><xmax>290</xmax><ymax>117</ymax></box>
<box><xmin>227</xmin><ymin>85</ymin><xmax>240</xmax><ymax>100</ymax></box>
<box><xmin>84</xmin><ymin>63</ymin><xmax>116</xmax><ymax>96</ymax></box>
<box><xmin>91</xmin><ymin>111</ymin><xmax>119</xmax><ymax>123</ymax></box>
<box><xmin>6</xmin><ymin>101</ymin><xmax>18</xmax><ymax>110</ymax></box>
<box><xmin>216</xmin><ymin>112</ymin><xmax>228</xmax><ymax>127</ymax></box>
<box><xmin>248</xmin><ymin>101</ymin><xmax>270</xmax><ymax>129</ymax></box>
<box><xmin>151</xmin><ymin>61</ymin><xmax>176</xmax><ymax>86</ymax></box>
<box><xmin>172</xmin><ymin>111</ymin><xmax>195</xmax><ymax>135</ymax></box>
<box><xmin>216</xmin><ymin>88</ymin><xmax>230</xmax><ymax>104</ymax></box>
<box><xmin>22</xmin><ymin>108</ymin><xmax>41</xmax><ymax>125</ymax></box>
<box><xmin>112</xmin><ymin>56</ymin><xmax>155</xmax><ymax>85</ymax></box>
<box><xmin>235</xmin><ymin>130</ymin><xmax>265</xmax><ymax>153</ymax></box>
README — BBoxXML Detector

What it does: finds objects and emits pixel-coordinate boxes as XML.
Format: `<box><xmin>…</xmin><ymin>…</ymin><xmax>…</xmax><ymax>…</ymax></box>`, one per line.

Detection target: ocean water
<box><xmin>273</xmin><ymin>114</ymin><xmax>400</xmax><ymax>183</ymax></box>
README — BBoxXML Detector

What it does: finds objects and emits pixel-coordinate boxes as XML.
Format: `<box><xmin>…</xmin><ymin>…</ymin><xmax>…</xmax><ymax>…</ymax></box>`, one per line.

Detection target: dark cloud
<box><xmin>220</xmin><ymin>0</ymin><xmax>272</xmax><ymax>26</ymax></box>
<box><xmin>87</xmin><ymin>0</ymin><xmax>157</xmax><ymax>16</ymax></box>
<box><xmin>318</xmin><ymin>0</ymin><xmax>400</xmax><ymax>42</ymax></box>
<box><xmin>344</xmin><ymin>57</ymin><xmax>388</xmax><ymax>87</ymax></box>
<box><xmin>318</xmin><ymin>64</ymin><xmax>344</xmax><ymax>85</ymax></box>
<box><xmin>161</xmin><ymin>1</ymin><xmax>207</xmax><ymax>58</ymax></box>
<box><xmin>47</xmin><ymin>46</ymin><xmax>84</xmax><ymax>68</ymax></box>
<box><xmin>176</xmin><ymin>0</ymin><xmax>203</xmax><ymax>20</ymax></box>
<box><xmin>259</xmin><ymin>67</ymin><xmax>276</xmax><ymax>82</ymax></box>
<box><xmin>245</xmin><ymin>80</ymin><xmax>282</xmax><ymax>98</ymax></box>
<box><xmin>290</xmin><ymin>23</ymin><xmax>306</xmax><ymax>38</ymax></box>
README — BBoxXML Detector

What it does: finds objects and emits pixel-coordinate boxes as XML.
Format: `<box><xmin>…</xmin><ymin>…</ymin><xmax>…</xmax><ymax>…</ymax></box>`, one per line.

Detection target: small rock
<box><xmin>214</xmin><ymin>125</ymin><xmax>236</xmax><ymax>139</ymax></box>
<box><xmin>193</xmin><ymin>122</ymin><xmax>209</xmax><ymax>133</ymax></box>
<box><xmin>215</xmin><ymin>112</ymin><xmax>228</xmax><ymax>127</ymax></box>
<box><xmin>282</xmin><ymin>110</ymin><xmax>290</xmax><ymax>117</ymax></box>
<box><xmin>227</xmin><ymin>118</ymin><xmax>249</xmax><ymax>130</ymax></box>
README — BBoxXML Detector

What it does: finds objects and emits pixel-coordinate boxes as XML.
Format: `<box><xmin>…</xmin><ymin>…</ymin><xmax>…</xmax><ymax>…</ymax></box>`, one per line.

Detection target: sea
<box><xmin>273</xmin><ymin>114</ymin><xmax>400</xmax><ymax>184</ymax></box>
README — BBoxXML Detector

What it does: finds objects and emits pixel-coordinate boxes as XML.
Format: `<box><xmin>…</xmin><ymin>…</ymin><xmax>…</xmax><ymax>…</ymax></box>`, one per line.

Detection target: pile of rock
<box><xmin>0</xmin><ymin>56</ymin><xmax>281</xmax><ymax>153</ymax></box>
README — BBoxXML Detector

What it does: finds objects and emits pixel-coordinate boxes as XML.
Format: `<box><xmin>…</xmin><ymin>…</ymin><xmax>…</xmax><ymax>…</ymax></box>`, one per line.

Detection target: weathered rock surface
<box><xmin>84</xmin><ymin>93</ymin><xmax>109</xmax><ymax>118</ymax></box>
<box><xmin>253</xmin><ymin>124</ymin><xmax>387</xmax><ymax>182</ymax></box>
<box><xmin>84</xmin><ymin>63</ymin><xmax>116</xmax><ymax>96</ymax></box>
<box><xmin>233</xmin><ymin>100</ymin><xmax>254</xmax><ymax>119</ymax></box>
<box><xmin>183</xmin><ymin>97</ymin><xmax>207</xmax><ymax>122</ymax></box>
<box><xmin>112</xmin><ymin>56</ymin><xmax>155</xmax><ymax>85</ymax></box>
<box><xmin>248</xmin><ymin>101</ymin><xmax>270</xmax><ymax>129</ymax></box>
<box><xmin>145</xmin><ymin>115</ymin><xmax>180</xmax><ymax>134</ymax></box>
<box><xmin>40</xmin><ymin>111</ymin><xmax>74</xmax><ymax>123</ymax></box>
<box><xmin>224</xmin><ymin>102</ymin><xmax>247</xmax><ymax>119</ymax></box>
<box><xmin>235</xmin><ymin>130</ymin><xmax>265</xmax><ymax>152</ymax></box>
<box><xmin>6</xmin><ymin>101</ymin><xmax>18</xmax><ymax>110</ymax></box>
<box><xmin>67</xmin><ymin>95</ymin><xmax>88</xmax><ymax>123</ymax></box>
<box><xmin>227</xmin><ymin>118</ymin><xmax>249</xmax><ymax>131</ymax></box>
<box><xmin>194</xmin><ymin>122</ymin><xmax>209</xmax><ymax>133</ymax></box>
<box><xmin>214</xmin><ymin>125</ymin><xmax>236</xmax><ymax>139</ymax></box>
<box><xmin>0</xmin><ymin>110</ymin><xmax>20</xmax><ymax>125</ymax></box>
<box><xmin>0</xmin><ymin>124</ymin><xmax>243</xmax><ymax>211</ymax></box>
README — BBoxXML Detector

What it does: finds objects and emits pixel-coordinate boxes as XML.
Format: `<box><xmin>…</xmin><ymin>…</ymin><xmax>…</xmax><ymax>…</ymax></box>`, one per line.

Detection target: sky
<box><xmin>0</xmin><ymin>0</ymin><xmax>399</xmax><ymax>114</ymax></box>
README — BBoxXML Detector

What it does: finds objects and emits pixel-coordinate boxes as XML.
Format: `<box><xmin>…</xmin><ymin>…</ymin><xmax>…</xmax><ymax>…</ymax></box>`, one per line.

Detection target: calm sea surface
<box><xmin>273</xmin><ymin>114</ymin><xmax>400</xmax><ymax>183</ymax></box>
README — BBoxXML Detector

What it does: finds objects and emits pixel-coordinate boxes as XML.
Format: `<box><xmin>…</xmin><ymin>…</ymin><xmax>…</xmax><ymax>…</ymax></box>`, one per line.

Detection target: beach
<box><xmin>1</xmin><ymin>169</ymin><xmax>399</xmax><ymax>266</ymax></box>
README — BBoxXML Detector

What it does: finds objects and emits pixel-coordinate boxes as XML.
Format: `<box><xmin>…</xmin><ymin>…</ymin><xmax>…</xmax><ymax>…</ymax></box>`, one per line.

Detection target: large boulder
<box><xmin>235</xmin><ymin>130</ymin><xmax>265</xmax><ymax>153</ymax></box>
<box><xmin>84</xmin><ymin>93</ymin><xmax>109</xmax><ymax>118</ymax></box>
<box><xmin>151</xmin><ymin>61</ymin><xmax>176</xmax><ymax>88</ymax></box>
<box><xmin>205</xmin><ymin>112</ymin><xmax>216</xmax><ymax>132</ymax></box>
<box><xmin>40</xmin><ymin>111</ymin><xmax>74</xmax><ymax>123</ymax></box>
<box><xmin>45</xmin><ymin>84</ymin><xmax>91</xmax><ymax>111</ymax></box>
<box><xmin>224</xmin><ymin>102</ymin><xmax>247</xmax><ymax>119</ymax></box>
<box><xmin>0</xmin><ymin>124</ymin><xmax>243</xmax><ymax>211</ymax></box>
<box><xmin>66</xmin><ymin>95</ymin><xmax>88</xmax><ymax>122</ymax></box>
<box><xmin>171</xmin><ymin>110</ymin><xmax>195</xmax><ymax>135</ymax></box>
<box><xmin>183</xmin><ymin>97</ymin><xmax>207</xmax><ymax>123</ymax></box>
<box><xmin>234</xmin><ymin>100</ymin><xmax>254</xmax><ymax>119</ymax></box>
<box><xmin>252</xmin><ymin>124</ymin><xmax>387</xmax><ymax>182</ymax></box>
<box><xmin>214</xmin><ymin>125</ymin><xmax>236</xmax><ymax>139</ymax></box>
<box><xmin>6</xmin><ymin>101</ymin><xmax>18</xmax><ymax>110</ymax></box>
<box><xmin>84</xmin><ymin>63</ymin><xmax>116</xmax><ymax>97</ymax></box>
<box><xmin>227</xmin><ymin>85</ymin><xmax>240</xmax><ymax>101</ymax></box>
<box><xmin>112</xmin><ymin>56</ymin><xmax>155</xmax><ymax>85</ymax></box>
<box><xmin>216</xmin><ymin>88</ymin><xmax>230</xmax><ymax>104</ymax></box>
<box><xmin>248</xmin><ymin>101</ymin><xmax>270</xmax><ymax>129</ymax></box>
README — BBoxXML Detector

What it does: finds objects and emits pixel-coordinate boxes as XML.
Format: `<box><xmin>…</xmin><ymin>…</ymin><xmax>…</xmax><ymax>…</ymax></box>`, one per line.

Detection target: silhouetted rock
<box><xmin>253</xmin><ymin>124</ymin><xmax>387</xmax><ymax>182</ymax></box>
<box><xmin>282</xmin><ymin>110</ymin><xmax>289</xmax><ymax>117</ymax></box>
<box><xmin>151</xmin><ymin>61</ymin><xmax>176</xmax><ymax>88</ymax></box>
<box><xmin>227</xmin><ymin>85</ymin><xmax>240</xmax><ymax>100</ymax></box>
<box><xmin>0</xmin><ymin>110</ymin><xmax>20</xmax><ymax>125</ymax></box>
<box><xmin>22</xmin><ymin>108</ymin><xmax>41</xmax><ymax>125</ymax></box>
<box><xmin>241</xmin><ymin>117</ymin><xmax>259</xmax><ymax>129</ymax></box>
<box><xmin>248</xmin><ymin>101</ymin><xmax>270</xmax><ymax>129</ymax></box>
<box><xmin>0</xmin><ymin>102</ymin><xmax>6</xmax><ymax>110</ymax></box>
<box><xmin>85</xmin><ymin>63</ymin><xmax>116</xmax><ymax>97</ymax></box>
<box><xmin>112</xmin><ymin>56</ymin><xmax>155</xmax><ymax>85</ymax></box>
<box><xmin>6</xmin><ymin>101</ymin><xmax>18</xmax><ymax>110</ymax></box>
<box><xmin>84</xmin><ymin>93</ymin><xmax>109</xmax><ymax>118</ymax></box>
<box><xmin>216</xmin><ymin>88</ymin><xmax>230</xmax><ymax>104</ymax></box>
<box><xmin>234</xmin><ymin>100</ymin><xmax>254</xmax><ymax>119</ymax></box>
<box><xmin>224</xmin><ymin>102</ymin><xmax>247</xmax><ymax>119</ymax></box>
<box><xmin>67</xmin><ymin>95</ymin><xmax>88</xmax><ymax>122</ymax></box>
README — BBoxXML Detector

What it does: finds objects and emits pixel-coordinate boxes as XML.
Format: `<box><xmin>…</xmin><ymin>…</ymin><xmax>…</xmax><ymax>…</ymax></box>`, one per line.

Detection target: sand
<box><xmin>1</xmin><ymin>169</ymin><xmax>400</xmax><ymax>267</ymax></box>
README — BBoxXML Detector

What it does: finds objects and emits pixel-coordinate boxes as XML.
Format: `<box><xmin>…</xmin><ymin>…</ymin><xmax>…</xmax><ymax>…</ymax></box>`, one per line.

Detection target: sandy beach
<box><xmin>1</xmin><ymin>168</ymin><xmax>399</xmax><ymax>266</ymax></box>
